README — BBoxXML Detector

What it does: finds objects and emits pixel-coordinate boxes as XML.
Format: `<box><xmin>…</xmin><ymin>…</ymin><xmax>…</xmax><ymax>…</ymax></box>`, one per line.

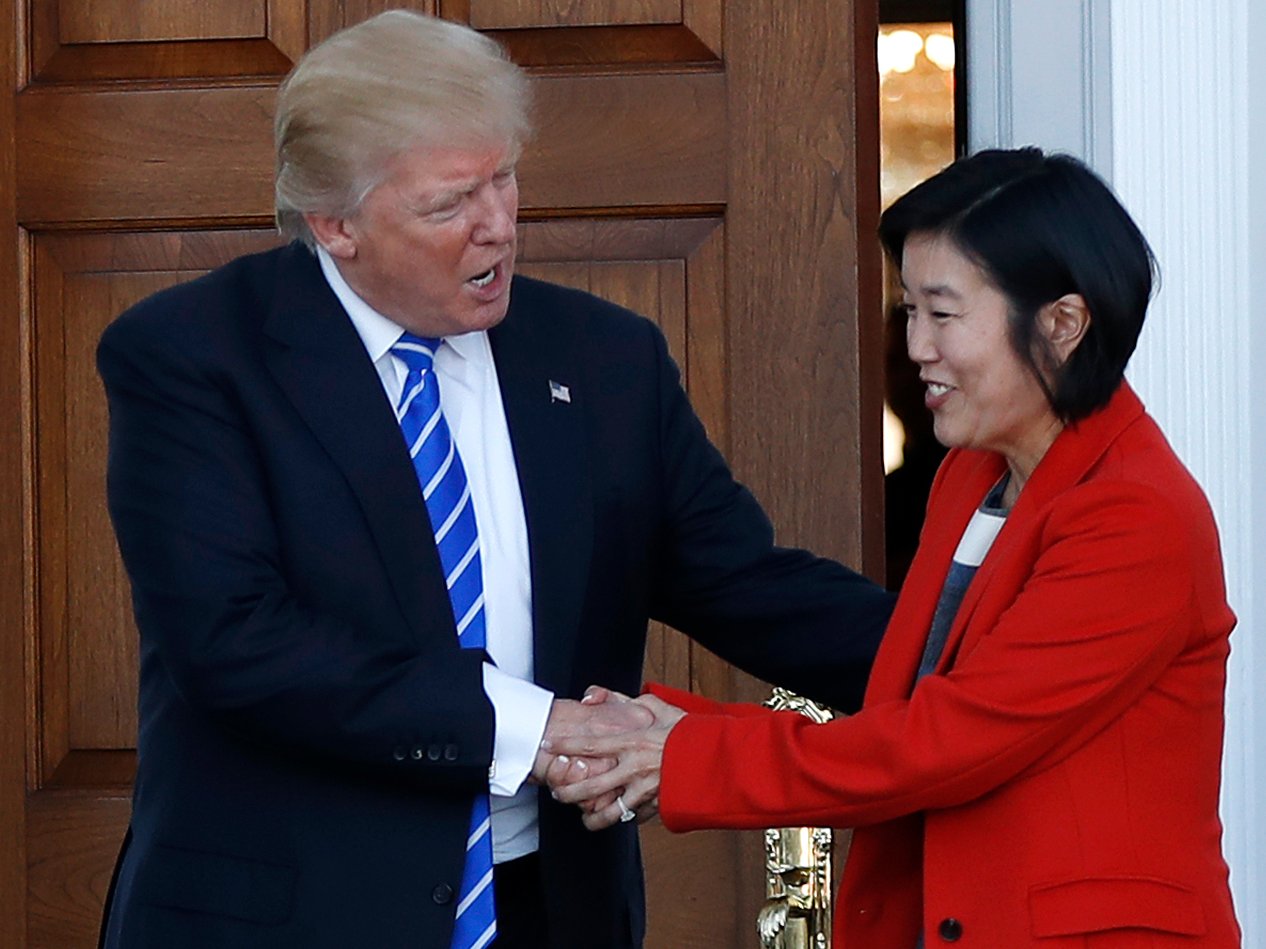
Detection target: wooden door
<box><xmin>0</xmin><ymin>2</ymin><xmax>883</xmax><ymax>947</ymax></box>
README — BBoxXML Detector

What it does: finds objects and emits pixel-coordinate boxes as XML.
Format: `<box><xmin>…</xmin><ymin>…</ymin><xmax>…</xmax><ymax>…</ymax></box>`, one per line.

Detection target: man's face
<box><xmin>311</xmin><ymin>140</ymin><xmax>519</xmax><ymax>337</ymax></box>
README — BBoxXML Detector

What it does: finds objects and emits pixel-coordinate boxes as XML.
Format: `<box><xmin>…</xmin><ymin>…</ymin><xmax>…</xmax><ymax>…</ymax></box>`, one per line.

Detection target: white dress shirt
<box><xmin>317</xmin><ymin>248</ymin><xmax>553</xmax><ymax>862</ymax></box>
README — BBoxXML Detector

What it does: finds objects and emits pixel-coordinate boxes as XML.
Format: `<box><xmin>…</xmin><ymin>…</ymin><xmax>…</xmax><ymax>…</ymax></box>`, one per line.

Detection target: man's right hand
<box><xmin>530</xmin><ymin>690</ymin><xmax>653</xmax><ymax>788</ymax></box>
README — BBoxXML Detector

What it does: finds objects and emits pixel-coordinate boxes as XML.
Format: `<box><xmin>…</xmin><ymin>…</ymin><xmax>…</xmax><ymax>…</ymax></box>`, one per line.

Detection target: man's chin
<box><xmin>471</xmin><ymin>294</ymin><xmax>513</xmax><ymax>331</ymax></box>
<box><xmin>446</xmin><ymin>297</ymin><xmax>513</xmax><ymax>337</ymax></box>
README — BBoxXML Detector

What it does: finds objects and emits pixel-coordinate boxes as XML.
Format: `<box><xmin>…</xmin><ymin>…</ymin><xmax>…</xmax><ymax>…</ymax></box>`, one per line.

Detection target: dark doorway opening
<box><xmin>878</xmin><ymin>0</ymin><xmax>964</xmax><ymax>589</ymax></box>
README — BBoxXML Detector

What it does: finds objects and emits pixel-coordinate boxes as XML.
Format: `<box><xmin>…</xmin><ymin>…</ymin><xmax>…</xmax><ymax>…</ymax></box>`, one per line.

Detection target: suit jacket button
<box><xmin>444</xmin><ymin>743</ymin><xmax>459</xmax><ymax>762</ymax></box>
<box><xmin>392</xmin><ymin>746</ymin><xmax>407</xmax><ymax>762</ymax></box>
<box><xmin>432</xmin><ymin>884</ymin><xmax>454</xmax><ymax>905</ymax></box>
<box><xmin>938</xmin><ymin>918</ymin><xmax>963</xmax><ymax>942</ymax></box>
<box><xmin>427</xmin><ymin>744</ymin><xmax>443</xmax><ymax>762</ymax></box>
<box><xmin>410</xmin><ymin>746</ymin><xmax>424</xmax><ymax>761</ymax></box>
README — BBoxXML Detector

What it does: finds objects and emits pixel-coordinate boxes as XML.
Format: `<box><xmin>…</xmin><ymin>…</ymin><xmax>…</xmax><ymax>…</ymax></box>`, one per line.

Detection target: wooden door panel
<box><xmin>57</xmin><ymin>0</ymin><xmax>268</xmax><ymax>43</ymax></box>
<box><xmin>450</xmin><ymin>0</ymin><xmax>719</xmax><ymax>66</ymax></box>
<box><xmin>639</xmin><ymin>823</ymin><xmax>766</xmax><ymax>948</ymax></box>
<box><xmin>30</xmin><ymin>0</ymin><xmax>304</xmax><ymax>82</ymax></box>
<box><xmin>524</xmin><ymin>74</ymin><xmax>726</xmax><ymax>209</ymax></box>
<box><xmin>19</xmin><ymin>87</ymin><xmax>286</xmax><ymax>225</ymax></box>
<box><xmin>461</xmin><ymin>0</ymin><xmax>723</xmax><ymax>59</ymax></box>
<box><xmin>2</xmin><ymin>2</ymin><xmax>881</xmax><ymax>947</ymax></box>
<box><xmin>27</xmin><ymin>793</ymin><xmax>130</xmax><ymax>949</ymax></box>
<box><xmin>469</xmin><ymin>0</ymin><xmax>681</xmax><ymax>30</ymax></box>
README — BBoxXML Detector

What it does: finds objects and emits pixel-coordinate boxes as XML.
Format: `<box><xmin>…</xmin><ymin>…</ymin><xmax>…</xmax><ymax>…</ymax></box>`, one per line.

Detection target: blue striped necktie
<box><xmin>391</xmin><ymin>333</ymin><xmax>497</xmax><ymax>949</ymax></box>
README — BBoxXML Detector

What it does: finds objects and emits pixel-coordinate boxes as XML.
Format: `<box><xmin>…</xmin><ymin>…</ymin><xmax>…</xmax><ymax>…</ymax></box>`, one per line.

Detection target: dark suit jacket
<box><xmin>97</xmin><ymin>242</ymin><xmax>893</xmax><ymax>949</ymax></box>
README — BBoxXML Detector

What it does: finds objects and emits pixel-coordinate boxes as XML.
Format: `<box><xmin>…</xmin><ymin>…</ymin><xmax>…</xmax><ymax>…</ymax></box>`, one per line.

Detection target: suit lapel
<box><xmin>489</xmin><ymin>282</ymin><xmax>593</xmax><ymax>694</ymax></box>
<box><xmin>260</xmin><ymin>245</ymin><xmax>453</xmax><ymax>646</ymax></box>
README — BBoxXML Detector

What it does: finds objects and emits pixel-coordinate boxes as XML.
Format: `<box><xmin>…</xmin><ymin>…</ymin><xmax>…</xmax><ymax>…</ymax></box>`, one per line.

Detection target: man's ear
<box><xmin>1040</xmin><ymin>293</ymin><xmax>1091</xmax><ymax>365</ymax></box>
<box><xmin>303</xmin><ymin>212</ymin><xmax>358</xmax><ymax>260</ymax></box>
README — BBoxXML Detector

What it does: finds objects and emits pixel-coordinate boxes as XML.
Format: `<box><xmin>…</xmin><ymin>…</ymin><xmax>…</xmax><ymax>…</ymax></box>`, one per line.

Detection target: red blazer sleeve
<box><xmin>659</xmin><ymin>480</ymin><xmax>1202</xmax><ymax>831</ymax></box>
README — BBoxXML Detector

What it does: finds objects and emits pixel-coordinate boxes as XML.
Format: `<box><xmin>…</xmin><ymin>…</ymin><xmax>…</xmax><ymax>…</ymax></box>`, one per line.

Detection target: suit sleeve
<box><xmin>643</xmin><ymin>323</ymin><xmax>895</xmax><ymax>713</ymax></box>
<box><xmin>98</xmin><ymin>310</ymin><xmax>494</xmax><ymax>792</ymax></box>
<box><xmin>658</xmin><ymin>482</ymin><xmax>1199</xmax><ymax>830</ymax></box>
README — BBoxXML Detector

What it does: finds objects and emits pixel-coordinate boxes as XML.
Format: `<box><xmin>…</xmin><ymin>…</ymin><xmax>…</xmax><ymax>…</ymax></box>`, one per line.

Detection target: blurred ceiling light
<box><xmin>883</xmin><ymin>403</ymin><xmax>906</xmax><ymax>475</ymax></box>
<box><xmin>924</xmin><ymin>32</ymin><xmax>956</xmax><ymax>71</ymax></box>
<box><xmin>878</xmin><ymin>29</ymin><xmax>924</xmax><ymax>76</ymax></box>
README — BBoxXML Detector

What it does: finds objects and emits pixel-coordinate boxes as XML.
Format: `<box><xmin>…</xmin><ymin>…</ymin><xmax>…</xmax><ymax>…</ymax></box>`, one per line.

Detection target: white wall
<box><xmin>966</xmin><ymin>0</ymin><xmax>1262</xmax><ymax>940</ymax></box>
<box><xmin>1246</xmin><ymin>0</ymin><xmax>1266</xmax><ymax>933</ymax></box>
<box><xmin>1111</xmin><ymin>3</ymin><xmax>1258</xmax><ymax>936</ymax></box>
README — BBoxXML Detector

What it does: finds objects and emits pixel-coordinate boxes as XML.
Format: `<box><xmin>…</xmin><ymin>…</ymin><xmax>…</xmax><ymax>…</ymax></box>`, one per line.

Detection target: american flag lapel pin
<box><xmin>548</xmin><ymin>380</ymin><xmax>571</xmax><ymax>404</ymax></box>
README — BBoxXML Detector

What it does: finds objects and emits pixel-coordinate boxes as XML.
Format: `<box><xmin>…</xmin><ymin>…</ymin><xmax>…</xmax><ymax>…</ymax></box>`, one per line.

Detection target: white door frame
<box><xmin>965</xmin><ymin>0</ymin><xmax>1263</xmax><ymax>938</ymax></box>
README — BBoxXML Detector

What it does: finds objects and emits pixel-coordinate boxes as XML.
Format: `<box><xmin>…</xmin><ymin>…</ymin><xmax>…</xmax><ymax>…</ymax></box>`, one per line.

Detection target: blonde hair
<box><xmin>274</xmin><ymin>10</ymin><xmax>531</xmax><ymax>246</ymax></box>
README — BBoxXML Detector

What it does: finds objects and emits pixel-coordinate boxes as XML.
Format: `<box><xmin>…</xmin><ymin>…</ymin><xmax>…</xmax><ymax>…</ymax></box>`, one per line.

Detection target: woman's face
<box><xmin>901</xmin><ymin>232</ymin><xmax>1065</xmax><ymax>485</ymax></box>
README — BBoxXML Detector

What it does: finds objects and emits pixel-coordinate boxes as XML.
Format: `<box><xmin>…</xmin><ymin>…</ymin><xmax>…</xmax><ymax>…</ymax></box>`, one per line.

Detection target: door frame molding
<box><xmin>965</xmin><ymin>1</ymin><xmax>1263</xmax><ymax>940</ymax></box>
<box><xmin>2</xmin><ymin>0</ymin><xmax>30</xmax><ymax>942</ymax></box>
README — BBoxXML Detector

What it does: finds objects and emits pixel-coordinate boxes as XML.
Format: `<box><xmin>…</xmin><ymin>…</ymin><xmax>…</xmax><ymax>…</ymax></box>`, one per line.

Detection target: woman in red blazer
<box><xmin>550</xmin><ymin>149</ymin><xmax>1241</xmax><ymax>947</ymax></box>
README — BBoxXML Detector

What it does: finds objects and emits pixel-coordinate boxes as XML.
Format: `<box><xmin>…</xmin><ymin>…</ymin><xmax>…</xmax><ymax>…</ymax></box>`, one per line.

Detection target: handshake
<box><xmin>531</xmin><ymin>687</ymin><xmax>686</xmax><ymax>831</ymax></box>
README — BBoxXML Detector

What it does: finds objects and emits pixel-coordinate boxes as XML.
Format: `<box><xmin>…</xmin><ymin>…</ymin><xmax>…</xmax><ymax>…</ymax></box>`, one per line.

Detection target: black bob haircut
<box><xmin>879</xmin><ymin>147</ymin><xmax>1157</xmax><ymax>422</ymax></box>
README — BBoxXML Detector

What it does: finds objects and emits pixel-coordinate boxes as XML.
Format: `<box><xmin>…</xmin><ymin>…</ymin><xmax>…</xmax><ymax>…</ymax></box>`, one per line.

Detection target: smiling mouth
<box><xmin>927</xmin><ymin>382</ymin><xmax>953</xmax><ymax>397</ymax></box>
<box><xmin>469</xmin><ymin>268</ymin><xmax>496</xmax><ymax>288</ymax></box>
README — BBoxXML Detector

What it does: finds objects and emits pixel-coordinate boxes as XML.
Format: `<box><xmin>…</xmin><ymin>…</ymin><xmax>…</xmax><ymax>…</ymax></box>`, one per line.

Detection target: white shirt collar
<box><xmin>315</xmin><ymin>245</ymin><xmax>484</xmax><ymax>365</ymax></box>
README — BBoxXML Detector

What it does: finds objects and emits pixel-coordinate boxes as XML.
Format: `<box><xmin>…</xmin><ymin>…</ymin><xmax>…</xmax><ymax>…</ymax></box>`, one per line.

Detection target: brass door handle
<box><xmin>759</xmin><ymin>689</ymin><xmax>835</xmax><ymax>949</ymax></box>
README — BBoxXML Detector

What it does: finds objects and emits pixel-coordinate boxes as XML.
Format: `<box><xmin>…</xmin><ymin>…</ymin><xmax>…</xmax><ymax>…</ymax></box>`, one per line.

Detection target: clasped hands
<box><xmin>531</xmin><ymin>687</ymin><xmax>684</xmax><ymax>830</ymax></box>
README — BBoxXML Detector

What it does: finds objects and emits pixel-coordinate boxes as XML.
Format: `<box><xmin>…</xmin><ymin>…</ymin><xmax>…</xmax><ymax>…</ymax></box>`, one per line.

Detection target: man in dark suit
<box><xmin>97</xmin><ymin>10</ymin><xmax>893</xmax><ymax>949</ymax></box>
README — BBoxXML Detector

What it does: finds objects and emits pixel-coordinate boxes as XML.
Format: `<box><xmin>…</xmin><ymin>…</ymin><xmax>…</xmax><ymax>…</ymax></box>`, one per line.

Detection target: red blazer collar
<box><xmin>871</xmin><ymin>383</ymin><xmax>1147</xmax><ymax>701</ymax></box>
<box><xmin>1006</xmin><ymin>382</ymin><xmax>1145</xmax><ymax>519</ymax></box>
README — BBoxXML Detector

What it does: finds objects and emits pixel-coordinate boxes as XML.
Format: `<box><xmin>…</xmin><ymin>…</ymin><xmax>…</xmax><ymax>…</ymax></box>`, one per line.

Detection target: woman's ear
<box><xmin>1040</xmin><ymin>293</ymin><xmax>1091</xmax><ymax>365</ymax></box>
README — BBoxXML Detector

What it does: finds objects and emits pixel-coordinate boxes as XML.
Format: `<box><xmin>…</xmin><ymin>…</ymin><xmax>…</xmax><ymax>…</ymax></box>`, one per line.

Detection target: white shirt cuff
<box><xmin>482</xmin><ymin>663</ymin><xmax>553</xmax><ymax>797</ymax></box>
